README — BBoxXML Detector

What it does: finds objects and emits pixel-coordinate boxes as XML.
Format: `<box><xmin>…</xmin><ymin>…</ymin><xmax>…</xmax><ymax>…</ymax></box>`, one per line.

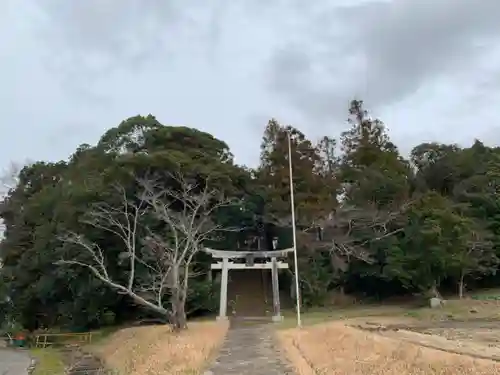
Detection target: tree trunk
<box><xmin>458</xmin><ymin>272</ymin><xmax>465</xmax><ymax>299</ymax></box>
<box><xmin>430</xmin><ymin>281</ymin><xmax>442</xmax><ymax>299</ymax></box>
<box><xmin>170</xmin><ymin>289</ymin><xmax>187</xmax><ymax>331</ymax></box>
<box><xmin>176</xmin><ymin>302</ymin><xmax>187</xmax><ymax>330</ymax></box>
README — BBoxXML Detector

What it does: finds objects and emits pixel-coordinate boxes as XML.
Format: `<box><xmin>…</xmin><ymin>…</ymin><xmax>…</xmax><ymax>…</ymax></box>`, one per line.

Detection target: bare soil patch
<box><xmin>280</xmin><ymin>305</ymin><xmax>414</xmax><ymax>329</ymax></box>
<box><xmin>408</xmin><ymin>299</ymin><xmax>500</xmax><ymax>321</ymax></box>
<box><xmin>278</xmin><ymin>322</ymin><xmax>500</xmax><ymax>375</ymax></box>
<box><xmin>350</xmin><ymin>322</ymin><xmax>500</xmax><ymax>361</ymax></box>
<box><xmin>94</xmin><ymin>320</ymin><xmax>229</xmax><ymax>375</ymax></box>
<box><xmin>347</xmin><ymin>301</ymin><xmax>500</xmax><ymax>362</ymax></box>
<box><xmin>412</xmin><ymin>323</ymin><xmax>500</xmax><ymax>344</ymax></box>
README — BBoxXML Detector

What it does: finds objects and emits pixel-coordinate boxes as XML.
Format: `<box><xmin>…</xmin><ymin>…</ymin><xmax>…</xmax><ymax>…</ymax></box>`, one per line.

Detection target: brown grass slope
<box><xmin>94</xmin><ymin>321</ymin><xmax>229</xmax><ymax>375</ymax></box>
<box><xmin>278</xmin><ymin>322</ymin><xmax>500</xmax><ymax>375</ymax></box>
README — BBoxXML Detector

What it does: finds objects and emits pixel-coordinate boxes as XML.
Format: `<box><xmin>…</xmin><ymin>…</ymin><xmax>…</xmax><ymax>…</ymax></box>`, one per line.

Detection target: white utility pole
<box><xmin>287</xmin><ymin>131</ymin><xmax>302</xmax><ymax>328</ymax></box>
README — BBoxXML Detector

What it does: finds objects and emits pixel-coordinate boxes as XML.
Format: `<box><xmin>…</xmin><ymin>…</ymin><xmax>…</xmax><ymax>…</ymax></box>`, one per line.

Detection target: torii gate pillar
<box><xmin>218</xmin><ymin>257</ymin><xmax>229</xmax><ymax>320</ymax></box>
<box><xmin>204</xmin><ymin>248</ymin><xmax>294</xmax><ymax>322</ymax></box>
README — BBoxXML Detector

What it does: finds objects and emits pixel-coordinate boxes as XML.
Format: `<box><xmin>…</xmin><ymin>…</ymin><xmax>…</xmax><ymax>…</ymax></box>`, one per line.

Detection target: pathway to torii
<box><xmin>203</xmin><ymin>248</ymin><xmax>294</xmax><ymax>321</ymax></box>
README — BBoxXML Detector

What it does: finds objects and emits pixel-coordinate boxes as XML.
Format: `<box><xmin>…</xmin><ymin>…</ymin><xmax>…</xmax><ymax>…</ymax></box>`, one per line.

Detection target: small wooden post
<box><xmin>218</xmin><ymin>257</ymin><xmax>229</xmax><ymax>320</ymax></box>
<box><xmin>271</xmin><ymin>257</ymin><xmax>282</xmax><ymax>322</ymax></box>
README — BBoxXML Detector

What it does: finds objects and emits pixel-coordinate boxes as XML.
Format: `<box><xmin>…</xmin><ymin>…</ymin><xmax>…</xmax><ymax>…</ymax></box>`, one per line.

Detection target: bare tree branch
<box><xmin>299</xmin><ymin>202</ymin><xmax>411</xmax><ymax>268</ymax></box>
<box><xmin>56</xmin><ymin>172</ymin><xmax>241</xmax><ymax>330</ymax></box>
<box><xmin>55</xmin><ymin>186</ymin><xmax>169</xmax><ymax>317</ymax></box>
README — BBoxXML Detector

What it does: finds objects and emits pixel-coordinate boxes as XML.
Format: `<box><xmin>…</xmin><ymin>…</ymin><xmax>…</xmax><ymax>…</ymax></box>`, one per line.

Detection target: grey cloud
<box><xmin>32</xmin><ymin>0</ymin><xmax>223</xmax><ymax>84</ymax></box>
<box><xmin>30</xmin><ymin>0</ymin><xmax>259</xmax><ymax>100</ymax></box>
<box><xmin>35</xmin><ymin>0</ymin><xmax>181</xmax><ymax>62</ymax></box>
<box><xmin>5</xmin><ymin>0</ymin><xmax>500</xmax><ymax>173</ymax></box>
<box><xmin>268</xmin><ymin>43</ymin><xmax>351</xmax><ymax>124</ymax></box>
<box><xmin>267</xmin><ymin>0</ymin><xmax>500</xmax><ymax>123</ymax></box>
<box><xmin>32</xmin><ymin>0</ymin><xmax>327</xmax><ymax>76</ymax></box>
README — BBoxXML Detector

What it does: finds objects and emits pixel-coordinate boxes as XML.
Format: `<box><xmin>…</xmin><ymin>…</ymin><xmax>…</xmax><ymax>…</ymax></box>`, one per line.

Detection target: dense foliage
<box><xmin>2</xmin><ymin>101</ymin><xmax>500</xmax><ymax>330</ymax></box>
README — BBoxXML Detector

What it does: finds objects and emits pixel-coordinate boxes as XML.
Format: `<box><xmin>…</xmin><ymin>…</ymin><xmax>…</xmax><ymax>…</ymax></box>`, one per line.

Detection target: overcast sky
<box><xmin>2</xmin><ymin>0</ymin><xmax>500</xmax><ymax>170</ymax></box>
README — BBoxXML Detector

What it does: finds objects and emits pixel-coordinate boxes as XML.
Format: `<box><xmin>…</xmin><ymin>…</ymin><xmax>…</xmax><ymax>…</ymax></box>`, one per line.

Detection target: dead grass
<box><xmin>94</xmin><ymin>320</ymin><xmax>229</xmax><ymax>375</ymax></box>
<box><xmin>279</xmin><ymin>305</ymin><xmax>412</xmax><ymax>329</ymax></box>
<box><xmin>280</xmin><ymin>298</ymin><xmax>500</xmax><ymax>330</ymax></box>
<box><xmin>406</xmin><ymin>299</ymin><xmax>500</xmax><ymax>321</ymax></box>
<box><xmin>277</xmin><ymin>322</ymin><xmax>500</xmax><ymax>375</ymax></box>
<box><xmin>30</xmin><ymin>347</ymin><xmax>65</xmax><ymax>375</ymax></box>
<box><xmin>378</xmin><ymin>328</ymin><xmax>500</xmax><ymax>361</ymax></box>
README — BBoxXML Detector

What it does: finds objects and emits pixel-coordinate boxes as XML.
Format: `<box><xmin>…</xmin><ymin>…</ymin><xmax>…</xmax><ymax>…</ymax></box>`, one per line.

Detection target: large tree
<box><xmin>6</xmin><ymin>102</ymin><xmax>500</xmax><ymax>329</ymax></box>
<box><xmin>0</xmin><ymin>116</ymin><xmax>248</xmax><ymax>330</ymax></box>
<box><xmin>340</xmin><ymin>100</ymin><xmax>411</xmax><ymax>207</ymax></box>
<box><xmin>258</xmin><ymin>119</ymin><xmax>337</xmax><ymax>227</ymax></box>
<box><xmin>57</xmin><ymin>172</ymin><xmax>239</xmax><ymax>330</ymax></box>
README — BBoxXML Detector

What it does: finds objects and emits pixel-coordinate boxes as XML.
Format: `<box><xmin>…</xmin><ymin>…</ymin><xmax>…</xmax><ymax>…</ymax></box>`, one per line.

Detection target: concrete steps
<box><xmin>59</xmin><ymin>345</ymin><xmax>105</xmax><ymax>375</ymax></box>
<box><xmin>227</xmin><ymin>270</ymin><xmax>271</xmax><ymax>317</ymax></box>
<box><xmin>226</xmin><ymin>269</ymin><xmax>292</xmax><ymax>317</ymax></box>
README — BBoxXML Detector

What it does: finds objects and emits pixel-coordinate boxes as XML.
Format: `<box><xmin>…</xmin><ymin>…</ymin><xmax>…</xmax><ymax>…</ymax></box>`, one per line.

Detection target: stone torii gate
<box><xmin>204</xmin><ymin>248</ymin><xmax>294</xmax><ymax>322</ymax></box>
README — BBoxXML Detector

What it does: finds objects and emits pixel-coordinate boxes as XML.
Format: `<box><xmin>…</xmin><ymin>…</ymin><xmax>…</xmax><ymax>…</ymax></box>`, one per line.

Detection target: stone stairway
<box><xmin>227</xmin><ymin>269</ymin><xmax>292</xmax><ymax>318</ymax></box>
<box><xmin>60</xmin><ymin>345</ymin><xmax>105</xmax><ymax>375</ymax></box>
<box><xmin>227</xmin><ymin>270</ymin><xmax>271</xmax><ymax>317</ymax></box>
<box><xmin>205</xmin><ymin>320</ymin><xmax>294</xmax><ymax>375</ymax></box>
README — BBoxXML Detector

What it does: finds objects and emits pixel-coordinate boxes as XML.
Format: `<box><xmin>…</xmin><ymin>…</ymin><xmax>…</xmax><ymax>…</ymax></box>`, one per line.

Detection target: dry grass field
<box><xmin>277</xmin><ymin>322</ymin><xmax>500</xmax><ymax>375</ymax></box>
<box><xmin>93</xmin><ymin>320</ymin><xmax>229</xmax><ymax>375</ymax></box>
<box><xmin>276</xmin><ymin>296</ymin><xmax>500</xmax><ymax>374</ymax></box>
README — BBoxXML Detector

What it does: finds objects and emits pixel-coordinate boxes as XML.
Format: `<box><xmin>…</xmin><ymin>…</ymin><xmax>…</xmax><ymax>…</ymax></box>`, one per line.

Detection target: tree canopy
<box><xmin>2</xmin><ymin>102</ymin><xmax>500</xmax><ymax>330</ymax></box>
